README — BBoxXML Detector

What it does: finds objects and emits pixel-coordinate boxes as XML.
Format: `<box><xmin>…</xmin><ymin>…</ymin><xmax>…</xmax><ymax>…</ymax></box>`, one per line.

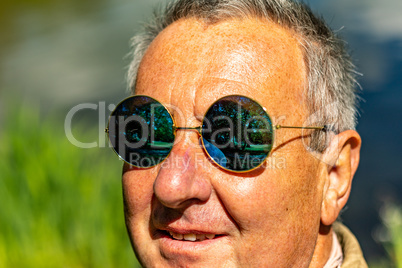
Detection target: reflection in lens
<box><xmin>202</xmin><ymin>138</ymin><xmax>227</xmax><ymax>168</ymax></box>
<box><xmin>108</xmin><ymin>96</ymin><xmax>175</xmax><ymax>167</ymax></box>
<box><xmin>201</xmin><ymin>95</ymin><xmax>273</xmax><ymax>171</ymax></box>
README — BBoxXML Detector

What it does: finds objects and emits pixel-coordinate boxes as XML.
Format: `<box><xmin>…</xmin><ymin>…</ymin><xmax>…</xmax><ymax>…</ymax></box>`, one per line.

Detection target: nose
<box><xmin>153</xmin><ymin>133</ymin><xmax>212</xmax><ymax>209</ymax></box>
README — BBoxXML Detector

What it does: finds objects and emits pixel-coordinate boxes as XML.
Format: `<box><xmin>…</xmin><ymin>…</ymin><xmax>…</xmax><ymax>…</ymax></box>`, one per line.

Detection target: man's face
<box><xmin>123</xmin><ymin>18</ymin><xmax>326</xmax><ymax>267</ymax></box>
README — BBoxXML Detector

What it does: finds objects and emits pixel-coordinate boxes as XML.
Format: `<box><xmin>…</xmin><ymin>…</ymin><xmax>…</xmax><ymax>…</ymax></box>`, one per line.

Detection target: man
<box><xmin>110</xmin><ymin>0</ymin><xmax>367</xmax><ymax>267</ymax></box>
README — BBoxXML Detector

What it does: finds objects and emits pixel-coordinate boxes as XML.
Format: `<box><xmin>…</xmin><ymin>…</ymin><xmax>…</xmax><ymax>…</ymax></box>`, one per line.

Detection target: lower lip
<box><xmin>156</xmin><ymin>231</ymin><xmax>228</xmax><ymax>256</ymax></box>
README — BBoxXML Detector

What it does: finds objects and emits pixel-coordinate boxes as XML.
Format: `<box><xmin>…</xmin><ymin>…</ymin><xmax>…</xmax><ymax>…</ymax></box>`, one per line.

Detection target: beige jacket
<box><xmin>333</xmin><ymin>223</ymin><xmax>368</xmax><ymax>268</ymax></box>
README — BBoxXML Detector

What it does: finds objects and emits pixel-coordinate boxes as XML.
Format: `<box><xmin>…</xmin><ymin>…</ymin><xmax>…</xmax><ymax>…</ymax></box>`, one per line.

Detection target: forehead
<box><xmin>136</xmin><ymin>17</ymin><xmax>307</xmax><ymax>121</ymax></box>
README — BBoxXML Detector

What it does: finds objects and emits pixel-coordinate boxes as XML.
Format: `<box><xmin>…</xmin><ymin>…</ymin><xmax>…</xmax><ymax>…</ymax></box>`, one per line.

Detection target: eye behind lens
<box><xmin>107</xmin><ymin>95</ymin><xmax>175</xmax><ymax>168</ymax></box>
<box><xmin>201</xmin><ymin>95</ymin><xmax>273</xmax><ymax>172</ymax></box>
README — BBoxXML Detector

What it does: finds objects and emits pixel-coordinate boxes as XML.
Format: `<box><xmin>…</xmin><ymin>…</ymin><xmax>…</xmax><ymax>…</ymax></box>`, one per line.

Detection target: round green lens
<box><xmin>201</xmin><ymin>95</ymin><xmax>273</xmax><ymax>172</ymax></box>
<box><xmin>108</xmin><ymin>96</ymin><xmax>175</xmax><ymax>168</ymax></box>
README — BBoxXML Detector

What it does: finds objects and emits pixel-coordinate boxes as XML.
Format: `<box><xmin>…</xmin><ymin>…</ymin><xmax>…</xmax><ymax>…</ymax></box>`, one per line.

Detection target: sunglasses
<box><xmin>106</xmin><ymin>95</ymin><xmax>326</xmax><ymax>173</ymax></box>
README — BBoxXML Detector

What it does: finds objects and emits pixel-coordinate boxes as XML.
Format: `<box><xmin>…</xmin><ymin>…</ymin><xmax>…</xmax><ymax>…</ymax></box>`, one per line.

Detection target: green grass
<box><xmin>371</xmin><ymin>203</ymin><xmax>402</xmax><ymax>268</ymax></box>
<box><xmin>0</xmin><ymin>98</ymin><xmax>141</xmax><ymax>267</ymax></box>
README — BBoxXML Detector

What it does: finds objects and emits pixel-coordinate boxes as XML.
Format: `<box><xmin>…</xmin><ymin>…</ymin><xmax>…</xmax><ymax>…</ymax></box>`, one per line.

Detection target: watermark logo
<box><xmin>64</xmin><ymin>102</ymin><xmax>114</xmax><ymax>148</ymax></box>
<box><xmin>300</xmin><ymin>101</ymin><xmax>341</xmax><ymax>166</ymax></box>
<box><xmin>64</xmin><ymin>99</ymin><xmax>339</xmax><ymax>170</ymax></box>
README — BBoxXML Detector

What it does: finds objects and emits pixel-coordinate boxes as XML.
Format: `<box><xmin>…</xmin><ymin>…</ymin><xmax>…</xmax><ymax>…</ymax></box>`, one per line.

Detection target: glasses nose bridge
<box><xmin>173</xmin><ymin>126</ymin><xmax>202</xmax><ymax>135</ymax></box>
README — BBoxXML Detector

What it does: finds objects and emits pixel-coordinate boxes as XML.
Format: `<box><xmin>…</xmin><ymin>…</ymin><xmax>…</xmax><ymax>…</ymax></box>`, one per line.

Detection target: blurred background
<box><xmin>0</xmin><ymin>0</ymin><xmax>401</xmax><ymax>267</ymax></box>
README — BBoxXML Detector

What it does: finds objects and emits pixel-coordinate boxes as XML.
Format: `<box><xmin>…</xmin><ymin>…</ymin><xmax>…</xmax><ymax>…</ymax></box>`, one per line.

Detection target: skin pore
<box><xmin>122</xmin><ymin>17</ymin><xmax>361</xmax><ymax>267</ymax></box>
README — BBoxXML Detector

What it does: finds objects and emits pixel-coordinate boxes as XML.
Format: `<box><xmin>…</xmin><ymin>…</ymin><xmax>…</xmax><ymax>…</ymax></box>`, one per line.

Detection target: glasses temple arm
<box><xmin>107</xmin><ymin>125</ymin><xmax>330</xmax><ymax>133</ymax></box>
<box><xmin>275</xmin><ymin>125</ymin><xmax>330</xmax><ymax>131</ymax></box>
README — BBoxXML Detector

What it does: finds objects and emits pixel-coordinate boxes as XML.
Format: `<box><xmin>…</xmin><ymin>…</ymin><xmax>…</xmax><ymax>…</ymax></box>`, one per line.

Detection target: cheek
<box><xmin>122</xmin><ymin>167</ymin><xmax>156</xmax><ymax>219</ymax></box>
<box><xmin>216</xmin><ymin>167</ymin><xmax>321</xmax><ymax>229</ymax></box>
<box><xmin>213</xmin><ymin>153</ymin><xmax>322</xmax><ymax>260</ymax></box>
<box><xmin>214</xmin><ymin>171</ymin><xmax>295</xmax><ymax>234</ymax></box>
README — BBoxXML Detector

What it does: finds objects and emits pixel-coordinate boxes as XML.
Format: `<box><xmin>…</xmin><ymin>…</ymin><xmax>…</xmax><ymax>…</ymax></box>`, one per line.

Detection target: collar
<box><xmin>323</xmin><ymin>232</ymin><xmax>343</xmax><ymax>268</ymax></box>
<box><xmin>333</xmin><ymin>222</ymin><xmax>368</xmax><ymax>268</ymax></box>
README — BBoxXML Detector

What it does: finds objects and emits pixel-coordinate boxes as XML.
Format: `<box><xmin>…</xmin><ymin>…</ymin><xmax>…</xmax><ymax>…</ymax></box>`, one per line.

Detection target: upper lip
<box><xmin>152</xmin><ymin>208</ymin><xmax>232</xmax><ymax>237</ymax></box>
<box><xmin>155</xmin><ymin>225</ymin><xmax>226</xmax><ymax>235</ymax></box>
<box><xmin>157</xmin><ymin>226</ymin><xmax>225</xmax><ymax>235</ymax></box>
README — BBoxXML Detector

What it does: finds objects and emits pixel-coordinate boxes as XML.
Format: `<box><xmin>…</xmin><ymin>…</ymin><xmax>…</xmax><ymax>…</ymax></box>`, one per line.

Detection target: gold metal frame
<box><xmin>105</xmin><ymin>94</ymin><xmax>325</xmax><ymax>173</ymax></box>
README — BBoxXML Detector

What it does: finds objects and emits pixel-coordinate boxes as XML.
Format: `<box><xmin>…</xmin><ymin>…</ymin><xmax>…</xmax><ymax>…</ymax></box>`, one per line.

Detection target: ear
<box><xmin>320</xmin><ymin>130</ymin><xmax>361</xmax><ymax>226</ymax></box>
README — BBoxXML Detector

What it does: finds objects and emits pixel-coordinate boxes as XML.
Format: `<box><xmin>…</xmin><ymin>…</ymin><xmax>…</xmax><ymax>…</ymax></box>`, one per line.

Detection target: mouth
<box><xmin>157</xmin><ymin>228</ymin><xmax>226</xmax><ymax>243</ymax></box>
<box><xmin>165</xmin><ymin>230</ymin><xmax>221</xmax><ymax>242</ymax></box>
<box><xmin>155</xmin><ymin>228</ymin><xmax>229</xmax><ymax>259</ymax></box>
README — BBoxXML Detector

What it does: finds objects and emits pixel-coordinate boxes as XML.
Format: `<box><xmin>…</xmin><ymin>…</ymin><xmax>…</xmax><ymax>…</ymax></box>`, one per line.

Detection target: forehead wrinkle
<box><xmin>194</xmin><ymin>76</ymin><xmax>256</xmax><ymax>117</ymax></box>
<box><xmin>213</xmin><ymin>45</ymin><xmax>263</xmax><ymax>87</ymax></box>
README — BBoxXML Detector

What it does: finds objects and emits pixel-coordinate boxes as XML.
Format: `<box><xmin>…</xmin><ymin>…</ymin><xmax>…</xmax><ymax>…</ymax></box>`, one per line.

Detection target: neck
<box><xmin>309</xmin><ymin>224</ymin><xmax>334</xmax><ymax>268</ymax></box>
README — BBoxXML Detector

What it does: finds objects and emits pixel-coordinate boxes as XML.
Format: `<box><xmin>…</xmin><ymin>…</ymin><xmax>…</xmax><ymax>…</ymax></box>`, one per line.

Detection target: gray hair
<box><xmin>127</xmin><ymin>0</ymin><xmax>360</xmax><ymax>152</ymax></box>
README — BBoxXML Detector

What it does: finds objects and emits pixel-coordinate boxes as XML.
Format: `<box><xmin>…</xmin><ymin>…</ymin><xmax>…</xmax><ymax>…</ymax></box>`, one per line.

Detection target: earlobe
<box><xmin>320</xmin><ymin>130</ymin><xmax>361</xmax><ymax>226</ymax></box>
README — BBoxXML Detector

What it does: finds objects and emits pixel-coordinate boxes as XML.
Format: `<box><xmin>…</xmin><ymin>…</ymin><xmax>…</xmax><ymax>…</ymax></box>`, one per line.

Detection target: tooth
<box><xmin>174</xmin><ymin>234</ymin><xmax>183</xmax><ymax>240</ymax></box>
<box><xmin>205</xmin><ymin>234</ymin><xmax>215</xmax><ymax>239</ymax></box>
<box><xmin>196</xmin><ymin>234</ymin><xmax>206</xmax><ymax>240</ymax></box>
<box><xmin>183</xmin><ymin>233</ymin><xmax>197</xmax><ymax>241</ymax></box>
<box><xmin>173</xmin><ymin>233</ymin><xmax>183</xmax><ymax>240</ymax></box>
<box><xmin>169</xmin><ymin>231</ymin><xmax>183</xmax><ymax>240</ymax></box>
